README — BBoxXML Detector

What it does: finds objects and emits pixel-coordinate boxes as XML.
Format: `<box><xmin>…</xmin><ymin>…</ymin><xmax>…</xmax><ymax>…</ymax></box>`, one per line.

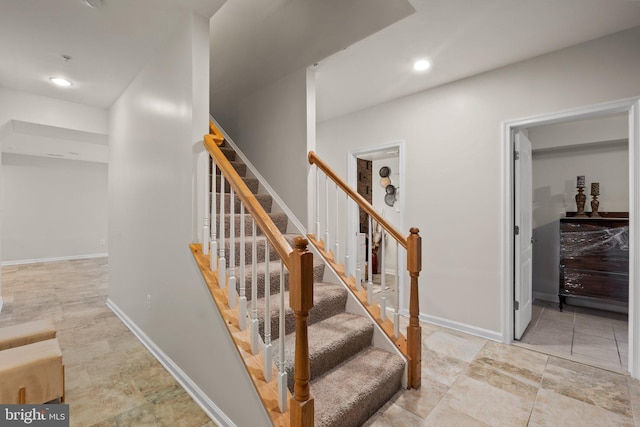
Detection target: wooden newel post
<box><xmin>289</xmin><ymin>237</ymin><xmax>315</xmax><ymax>426</ymax></box>
<box><xmin>407</xmin><ymin>228</ymin><xmax>422</xmax><ymax>389</ymax></box>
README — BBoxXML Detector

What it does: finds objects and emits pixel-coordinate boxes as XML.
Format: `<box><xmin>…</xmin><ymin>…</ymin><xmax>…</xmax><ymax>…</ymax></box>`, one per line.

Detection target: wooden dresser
<box><xmin>559</xmin><ymin>214</ymin><xmax>629</xmax><ymax>311</ymax></box>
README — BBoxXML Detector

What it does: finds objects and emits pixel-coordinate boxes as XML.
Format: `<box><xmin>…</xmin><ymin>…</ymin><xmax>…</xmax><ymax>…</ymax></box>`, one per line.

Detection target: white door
<box><xmin>514</xmin><ymin>131</ymin><xmax>533</xmax><ymax>340</ymax></box>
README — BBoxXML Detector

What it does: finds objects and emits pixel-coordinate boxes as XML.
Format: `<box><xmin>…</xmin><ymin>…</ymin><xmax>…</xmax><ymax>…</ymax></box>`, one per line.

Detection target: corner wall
<box><xmin>316</xmin><ymin>26</ymin><xmax>640</xmax><ymax>337</ymax></box>
<box><xmin>108</xmin><ymin>12</ymin><xmax>269</xmax><ymax>426</ymax></box>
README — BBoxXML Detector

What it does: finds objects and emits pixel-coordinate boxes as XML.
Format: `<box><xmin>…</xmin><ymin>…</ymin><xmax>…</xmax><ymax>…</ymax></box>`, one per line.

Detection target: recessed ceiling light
<box><xmin>50</xmin><ymin>77</ymin><xmax>72</xmax><ymax>87</ymax></box>
<box><xmin>81</xmin><ymin>0</ymin><xmax>104</xmax><ymax>8</ymax></box>
<box><xmin>413</xmin><ymin>59</ymin><xmax>431</xmax><ymax>72</ymax></box>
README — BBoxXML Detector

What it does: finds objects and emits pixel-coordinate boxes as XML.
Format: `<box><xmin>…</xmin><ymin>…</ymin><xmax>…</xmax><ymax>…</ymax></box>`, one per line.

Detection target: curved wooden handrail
<box><xmin>205</xmin><ymin>134</ymin><xmax>293</xmax><ymax>269</ymax></box>
<box><xmin>209</xmin><ymin>120</ymin><xmax>225</xmax><ymax>145</ymax></box>
<box><xmin>308</xmin><ymin>151</ymin><xmax>407</xmax><ymax>249</ymax></box>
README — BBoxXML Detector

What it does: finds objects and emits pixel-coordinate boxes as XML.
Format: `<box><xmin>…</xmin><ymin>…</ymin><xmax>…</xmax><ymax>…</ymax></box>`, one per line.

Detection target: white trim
<box><xmin>209</xmin><ymin>116</ymin><xmax>306</xmax><ymax>234</ymax></box>
<box><xmin>420</xmin><ymin>313</ymin><xmax>503</xmax><ymax>342</ymax></box>
<box><xmin>0</xmin><ymin>297</ymin><xmax>4</xmax><ymax>315</ymax></box>
<box><xmin>503</xmin><ymin>97</ymin><xmax>640</xmax><ymax>378</ymax></box>
<box><xmin>107</xmin><ymin>299</ymin><xmax>236</xmax><ymax>427</ymax></box>
<box><xmin>1</xmin><ymin>253</ymin><xmax>109</xmax><ymax>266</ymax></box>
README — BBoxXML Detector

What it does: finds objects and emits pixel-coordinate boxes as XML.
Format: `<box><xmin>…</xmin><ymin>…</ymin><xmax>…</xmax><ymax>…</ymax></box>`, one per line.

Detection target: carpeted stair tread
<box><xmin>233</xmin><ymin>257</ymin><xmax>325</xmax><ymax>300</ymax></box>
<box><xmin>221</xmin><ymin>233</ymin><xmax>298</xmax><ymax>266</ymax></box>
<box><xmin>219</xmin><ymin>146</ymin><xmax>236</xmax><ymax>161</ymax></box>
<box><xmin>215</xmin><ymin>212</ymin><xmax>288</xmax><ymax>237</ymax></box>
<box><xmin>312</xmin><ymin>347</ymin><xmax>405</xmax><ymax>427</ymax></box>
<box><xmin>273</xmin><ymin>312</ymin><xmax>374</xmax><ymax>392</ymax></box>
<box><xmin>257</xmin><ymin>282</ymin><xmax>348</xmax><ymax>341</ymax></box>
<box><xmin>212</xmin><ymin>193</ymin><xmax>273</xmax><ymax>214</ymax></box>
<box><xmin>216</xmin><ymin>176</ymin><xmax>259</xmax><ymax>194</ymax></box>
<box><xmin>215</xmin><ymin>160</ymin><xmax>247</xmax><ymax>177</ymax></box>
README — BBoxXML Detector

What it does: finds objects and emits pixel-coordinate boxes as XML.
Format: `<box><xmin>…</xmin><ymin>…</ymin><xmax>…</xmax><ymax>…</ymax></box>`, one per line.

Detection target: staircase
<box><xmin>211</xmin><ymin>140</ymin><xmax>405</xmax><ymax>426</ymax></box>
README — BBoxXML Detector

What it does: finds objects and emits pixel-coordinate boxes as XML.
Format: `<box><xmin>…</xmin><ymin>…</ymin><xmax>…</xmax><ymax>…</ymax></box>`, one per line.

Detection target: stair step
<box><xmin>219</xmin><ymin>146</ymin><xmax>236</xmax><ymax>161</ymax></box>
<box><xmin>211</xmin><ymin>193</ymin><xmax>273</xmax><ymax>215</ymax></box>
<box><xmin>312</xmin><ymin>347</ymin><xmax>405</xmax><ymax>427</ymax></box>
<box><xmin>215</xmin><ymin>212</ymin><xmax>288</xmax><ymax>237</ymax></box>
<box><xmin>215</xmin><ymin>176</ymin><xmax>259</xmax><ymax>194</ymax></box>
<box><xmin>219</xmin><ymin>234</ymin><xmax>297</xmax><ymax>266</ymax></box>
<box><xmin>274</xmin><ymin>313</ymin><xmax>374</xmax><ymax>392</ymax></box>
<box><xmin>257</xmin><ymin>282</ymin><xmax>348</xmax><ymax>341</ymax></box>
<box><xmin>214</xmin><ymin>160</ymin><xmax>247</xmax><ymax>177</ymax></box>
<box><xmin>231</xmin><ymin>257</ymin><xmax>325</xmax><ymax>301</ymax></box>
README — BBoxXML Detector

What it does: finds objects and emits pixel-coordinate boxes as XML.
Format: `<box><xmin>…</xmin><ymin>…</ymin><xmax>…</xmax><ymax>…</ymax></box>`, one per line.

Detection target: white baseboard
<box><xmin>533</xmin><ymin>292</ymin><xmax>559</xmax><ymax>303</ymax></box>
<box><xmin>420</xmin><ymin>313</ymin><xmax>503</xmax><ymax>342</ymax></box>
<box><xmin>1</xmin><ymin>253</ymin><xmax>108</xmax><ymax>266</ymax></box>
<box><xmin>106</xmin><ymin>299</ymin><xmax>235</xmax><ymax>427</ymax></box>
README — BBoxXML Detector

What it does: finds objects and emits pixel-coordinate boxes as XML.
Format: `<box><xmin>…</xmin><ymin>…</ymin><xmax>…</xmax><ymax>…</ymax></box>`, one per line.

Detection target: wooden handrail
<box><xmin>209</xmin><ymin>120</ymin><xmax>225</xmax><ymax>145</ymax></box>
<box><xmin>308</xmin><ymin>151</ymin><xmax>407</xmax><ymax>249</ymax></box>
<box><xmin>204</xmin><ymin>134</ymin><xmax>293</xmax><ymax>269</ymax></box>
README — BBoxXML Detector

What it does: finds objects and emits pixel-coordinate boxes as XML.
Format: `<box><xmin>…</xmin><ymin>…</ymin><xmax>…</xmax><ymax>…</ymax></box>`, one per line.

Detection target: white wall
<box><xmin>0</xmin><ymin>88</ymin><xmax>108</xmax><ymax>268</ymax></box>
<box><xmin>317</xmin><ymin>26</ymin><xmax>640</xmax><ymax>337</ymax></box>
<box><xmin>0</xmin><ymin>88</ymin><xmax>108</xmax><ymax>134</ymax></box>
<box><xmin>529</xmin><ymin>116</ymin><xmax>629</xmax><ymax>299</ymax></box>
<box><xmin>1</xmin><ymin>154</ymin><xmax>108</xmax><ymax>262</ymax></box>
<box><xmin>108</xmin><ymin>12</ymin><xmax>269</xmax><ymax>426</ymax></box>
<box><xmin>215</xmin><ymin>68</ymin><xmax>309</xmax><ymax>223</ymax></box>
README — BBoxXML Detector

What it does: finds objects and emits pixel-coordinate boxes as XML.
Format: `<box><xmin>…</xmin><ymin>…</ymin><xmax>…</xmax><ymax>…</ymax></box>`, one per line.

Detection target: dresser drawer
<box><xmin>560</xmin><ymin>267</ymin><xmax>628</xmax><ymax>302</ymax></box>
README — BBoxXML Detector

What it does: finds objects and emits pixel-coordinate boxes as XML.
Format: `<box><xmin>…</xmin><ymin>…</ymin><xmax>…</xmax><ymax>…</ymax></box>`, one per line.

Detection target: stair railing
<box><xmin>308</xmin><ymin>151</ymin><xmax>422</xmax><ymax>389</ymax></box>
<box><xmin>197</xmin><ymin>130</ymin><xmax>315</xmax><ymax>426</ymax></box>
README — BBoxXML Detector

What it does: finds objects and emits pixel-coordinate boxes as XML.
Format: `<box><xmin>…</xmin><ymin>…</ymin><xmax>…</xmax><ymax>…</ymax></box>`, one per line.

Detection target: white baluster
<box><xmin>263</xmin><ymin>241</ymin><xmax>272</xmax><ymax>382</ymax></box>
<box><xmin>239</xmin><ymin>203</ymin><xmax>247</xmax><ymax>330</ymax></box>
<box><xmin>380</xmin><ymin>231</ymin><xmax>386</xmax><ymax>321</ymax></box>
<box><xmin>394</xmin><ymin>240</ymin><xmax>400</xmax><ymax>338</ymax></box>
<box><xmin>210</xmin><ymin>159</ymin><xmax>217</xmax><ymax>271</ymax></box>
<box><xmin>218</xmin><ymin>174</ymin><xmax>226</xmax><ymax>287</ymax></box>
<box><xmin>202</xmin><ymin>154</ymin><xmax>209</xmax><ymax>255</ymax></box>
<box><xmin>356</xmin><ymin>232</ymin><xmax>362</xmax><ymax>291</ymax></box>
<box><xmin>277</xmin><ymin>260</ymin><xmax>288</xmax><ymax>412</ymax></box>
<box><xmin>315</xmin><ymin>167</ymin><xmax>321</xmax><ymax>239</ymax></box>
<box><xmin>250</xmin><ymin>219</ymin><xmax>259</xmax><ymax>355</ymax></box>
<box><xmin>344</xmin><ymin>192</ymin><xmax>350</xmax><ymax>276</ymax></box>
<box><xmin>335</xmin><ymin>183</ymin><xmax>340</xmax><ymax>263</ymax></box>
<box><xmin>367</xmin><ymin>216</ymin><xmax>373</xmax><ymax>305</ymax></box>
<box><xmin>228</xmin><ymin>187</ymin><xmax>237</xmax><ymax>308</ymax></box>
<box><xmin>325</xmin><ymin>173</ymin><xmax>330</xmax><ymax>248</ymax></box>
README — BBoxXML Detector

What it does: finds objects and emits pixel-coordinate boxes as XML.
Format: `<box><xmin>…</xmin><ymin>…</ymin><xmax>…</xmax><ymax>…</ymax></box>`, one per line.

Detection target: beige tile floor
<box><xmin>0</xmin><ymin>259</ymin><xmax>215</xmax><ymax>427</ymax></box>
<box><xmin>517</xmin><ymin>299</ymin><xmax>628</xmax><ymax>372</ymax></box>
<box><xmin>2</xmin><ymin>259</ymin><xmax>640</xmax><ymax>426</ymax></box>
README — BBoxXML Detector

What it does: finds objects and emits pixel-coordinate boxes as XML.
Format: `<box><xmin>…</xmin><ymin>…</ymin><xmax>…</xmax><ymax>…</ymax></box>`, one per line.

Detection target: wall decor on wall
<box><xmin>379</xmin><ymin>165</ymin><xmax>399</xmax><ymax>207</ymax></box>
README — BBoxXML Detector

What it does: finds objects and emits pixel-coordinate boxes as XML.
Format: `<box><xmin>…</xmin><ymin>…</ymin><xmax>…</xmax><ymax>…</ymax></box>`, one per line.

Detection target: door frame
<box><xmin>502</xmin><ymin>97</ymin><xmax>640</xmax><ymax>378</ymax></box>
<box><xmin>347</xmin><ymin>141</ymin><xmax>407</xmax><ymax>314</ymax></box>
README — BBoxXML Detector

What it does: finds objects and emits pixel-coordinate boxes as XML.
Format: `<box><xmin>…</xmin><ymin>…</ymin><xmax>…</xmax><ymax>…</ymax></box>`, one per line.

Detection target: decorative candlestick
<box><xmin>590</xmin><ymin>182</ymin><xmax>600</xmax><ymax>217</ymax></box>
<box><xmin>575</xmin><ymin>176</ymin><xmax>587</xmax><ymax>217</ymax></box>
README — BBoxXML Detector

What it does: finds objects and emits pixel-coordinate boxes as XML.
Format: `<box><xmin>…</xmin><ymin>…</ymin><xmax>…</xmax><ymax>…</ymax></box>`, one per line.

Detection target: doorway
<box><xmin>504</xmin><ymin>97</ymin><xmax>640</xmax><ymax>378</ymax></box>
<box><xmin>347</xmin><ymin>142</ymin><xmax>406</xmax><ymax>314</ymax></box>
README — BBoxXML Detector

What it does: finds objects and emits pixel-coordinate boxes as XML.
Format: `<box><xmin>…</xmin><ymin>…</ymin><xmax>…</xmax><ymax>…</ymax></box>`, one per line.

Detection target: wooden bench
<box><xmin>0</xmin><ymin>319</ymin><xmax>57</xmax><ymax>351</ymax></box>
<box><xmin>0</xmin><ymin>338</ymin><xmax>65</xmax><ymax>404</ymax></box>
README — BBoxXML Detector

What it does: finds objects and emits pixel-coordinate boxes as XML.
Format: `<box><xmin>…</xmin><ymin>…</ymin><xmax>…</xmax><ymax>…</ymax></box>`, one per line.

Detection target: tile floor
<box><xmin>0</xmin><ymin>259</ymin><xmax>215</xmax><ymax>427</ymax></box>
<box><xmin>517</xmin><ymin>299</ymin><xmax>628</xmax><ymax>372</ymax></box>
<box><xmin>2</xmin><ymin>259</ymin><xmax>640</xmax><ymax>426</ymax></box>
